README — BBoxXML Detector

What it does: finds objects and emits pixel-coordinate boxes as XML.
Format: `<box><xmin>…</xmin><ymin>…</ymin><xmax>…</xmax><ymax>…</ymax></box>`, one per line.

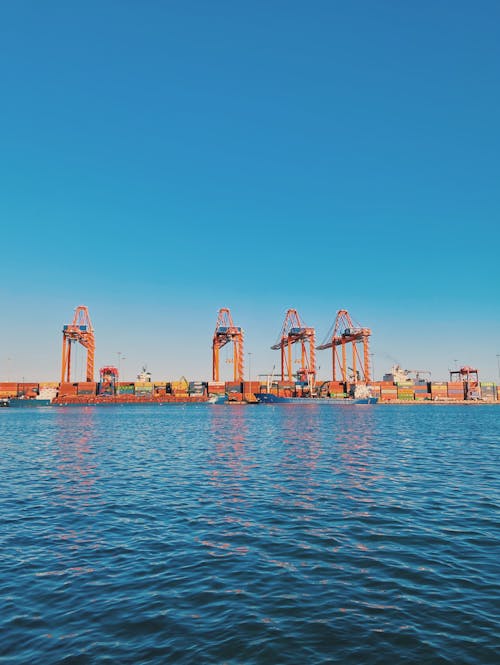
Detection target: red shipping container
<box><xmin>242</xmin><ymin>381</ymin><xmax>260</xmax><ymax>393</ymax></box>
<box><xmin>59</xmin><ymin>382</ymin><xmax>78</xmax><ymax>396</ymax></box>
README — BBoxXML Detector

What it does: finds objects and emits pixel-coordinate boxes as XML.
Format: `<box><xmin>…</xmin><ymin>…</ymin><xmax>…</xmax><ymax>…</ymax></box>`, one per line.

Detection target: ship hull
<box><xmin>8</xmin><ymin>398</ymin><xmax>52</xmax><ymax>408</ymax></box>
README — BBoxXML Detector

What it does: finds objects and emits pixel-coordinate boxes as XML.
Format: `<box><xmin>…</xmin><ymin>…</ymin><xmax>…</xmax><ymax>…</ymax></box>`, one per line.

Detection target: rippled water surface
<box><xmin>1</xmin><ymin>404</ymin><xmax>498</xmax><ymax>664</ymax></box>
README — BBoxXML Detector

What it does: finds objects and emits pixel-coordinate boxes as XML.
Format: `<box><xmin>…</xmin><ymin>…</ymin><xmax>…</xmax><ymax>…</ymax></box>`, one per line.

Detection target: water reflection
<box><xmin>206</xmin><ymin>406</ymin><xmax>252</xmax><ymax>500</ymax></box>
<box><xmin>52</xmin><ymin>408</ymin><xmax>101</xmax><ymax>511</ymax></box>
<box><xmin>45</xmin><ymin>409</ymin><xmax>104</xmax><ymax>566</ymax></box>
<box><xmin>271</xmin><ymin>406</ymin><xmax>324</xmax><ymax>518</ymax></box>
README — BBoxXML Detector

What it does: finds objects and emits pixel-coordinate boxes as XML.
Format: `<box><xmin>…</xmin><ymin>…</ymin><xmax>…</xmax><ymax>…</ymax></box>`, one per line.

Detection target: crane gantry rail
<box><xmin>212</xmin><ymin>308</ymin><xmax>244</xmax><ymax>382</ymax></box>
<box><xmin>317</xmin><ymin>309</ymin><xmax>371</xmax><ymax>383</ymax></box>
<box><xmin>271</xmin><ymin>309</ymin><xmax>316</xmax><ymax>383</ymax></box>
<box><xmin>61</xmin><ymin>305</ymin><xmax>95</xmax><ymax>383</ymax></box>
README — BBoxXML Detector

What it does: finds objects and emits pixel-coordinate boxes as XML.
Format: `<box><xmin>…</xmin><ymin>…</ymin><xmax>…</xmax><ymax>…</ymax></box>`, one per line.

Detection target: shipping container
<box><xmin>242</xmin><ymin>381</ymin><xmax>260</xmax><ymax>393</ymax></box>
<box><xmin>207</xmin><ymin>385</ymin><xmax>225</xmax><ymax>394</ymax></box>
<box><xmin>447</xmin><ymin>382</ymin><xmax>465</xmax><ymax>399</ymax></box>
<box><xmin>58</xmin><ymin>382</ymin><xmax>78</xmax><ymax>396</ymax></box>
<box><xmin>116</xmin><ymin>385</ymin><xmax>135</xmax><ymax>395</ymax></box>
<box><xmin>0</xmin><ymin>383</ymin><xmax>18</xmax><ymax>397</ymax></box>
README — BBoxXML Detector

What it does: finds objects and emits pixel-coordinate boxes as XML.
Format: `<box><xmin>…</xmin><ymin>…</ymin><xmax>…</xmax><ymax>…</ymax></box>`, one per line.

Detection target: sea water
<box><xmin>0</xmin><ymin>404</ymin><xmax>498</xmax><ymax>664</ymax></box>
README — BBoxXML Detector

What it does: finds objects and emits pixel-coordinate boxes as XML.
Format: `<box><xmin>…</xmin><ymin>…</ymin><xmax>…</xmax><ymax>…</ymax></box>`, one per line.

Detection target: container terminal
<box><xmin>1</xmin><ymin>306</ymin><xmax>498</xmax><ymax>407</ymax></box>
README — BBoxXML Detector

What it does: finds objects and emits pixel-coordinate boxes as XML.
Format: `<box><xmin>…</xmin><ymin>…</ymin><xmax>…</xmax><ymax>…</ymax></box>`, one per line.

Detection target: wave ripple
<box><xmin>0</xmin><ymin>405</ymin><xmax>498</xmax><ymax>664</ymax></box>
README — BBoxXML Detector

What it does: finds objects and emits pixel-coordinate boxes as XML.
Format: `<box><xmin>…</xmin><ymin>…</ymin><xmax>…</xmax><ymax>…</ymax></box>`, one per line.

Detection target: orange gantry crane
<box><xmin>271</xmin><ymin>309</ymin><xmax>316</xmax><ymax>382</ymax></box>
<box><xmin>212</xmin><ymin>308</ymin><xmax>244</xmax><ymax>382</ymax></box>
<box><xmin>317</xmin><ymin>309</ymin><xmax>371</xmax><ymax>383</ymax></box>
<box><xmin>61</xmin><ymin>305</ymin><xmax>95</xmax><ymax>383</ymax></box>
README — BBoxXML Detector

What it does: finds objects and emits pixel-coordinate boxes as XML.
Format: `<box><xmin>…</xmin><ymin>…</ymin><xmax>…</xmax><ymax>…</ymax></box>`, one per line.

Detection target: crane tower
<box><xmin>212</xmin><ymin>308</ymin><xmax>244</xmax><ymax>382</ymax></box>
<box><xmin>61</xmin><ymin>305</ymin><xmax>95</xmax><ymax>383</ymax></box>
<box><xmin>271</xmin><ymin>309</ymin><xmax>316</xmax><ymax>383</ymax></box>
<box><xmin>317</xmin><ymin>309</ymin><xmax>371</xmax><ymax>383</ymax></box>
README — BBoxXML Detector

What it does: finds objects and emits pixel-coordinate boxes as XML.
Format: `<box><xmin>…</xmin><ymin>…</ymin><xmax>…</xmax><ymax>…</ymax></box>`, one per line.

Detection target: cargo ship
<box><xmin>255</xmin><ymin>382</ymin><xmax>378</xmax><ymax>404</ymax></box>
<box><xmin>255</xmin><ymin>393</ymin><xmax>378</xmax><ymax>404</ymax></box>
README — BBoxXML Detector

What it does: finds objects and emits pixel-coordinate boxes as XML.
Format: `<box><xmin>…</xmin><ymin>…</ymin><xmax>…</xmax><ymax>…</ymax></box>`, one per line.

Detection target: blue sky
<box><xmin>1</xmin><ymin>0</ymin><xmax>499</xmax><ymax>382</ymax></box>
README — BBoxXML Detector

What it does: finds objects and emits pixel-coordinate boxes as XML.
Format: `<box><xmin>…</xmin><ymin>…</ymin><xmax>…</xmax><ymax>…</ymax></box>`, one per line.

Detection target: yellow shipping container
<box><xmin>171</xmin><ymin>380</ymin><xmax>189</xmax><ymax>391</ymax></box>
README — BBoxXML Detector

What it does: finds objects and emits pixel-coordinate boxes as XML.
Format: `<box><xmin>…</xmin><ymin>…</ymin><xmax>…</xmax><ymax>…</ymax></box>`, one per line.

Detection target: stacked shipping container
<box><xmin>397</xmin><ymin>385</ymin><xmax>415</xmax><ymax>401</ymax></box>
<box><xmin>414</xmin><ymin>383</ymin><xmax>431</xmax><ymax>400</ymax></box>
<box><xmin>207</xmin><ymin>381</ymin><xmax>225</xmax><ymax>395</ymax></box>
<box><xmin>447</xmin><ymin>382</ymin><xmax>465</xmax><ymax>401</ymax></box>
<box><xmin>380</xmin><ymin>383</ymin><xmax>398</xmax><ymax>401</ymax></box>
<box><xmin>0</xmin><ymin>383</ymin><xmax>20</xmax><ymax>398</ymax></box>
<box><xmin>431</xmin><ymin>382</ymin><xmax>448</xmax><ymax>400</ymax></box>
<box><xmin>116</xmin><ymin>382</ymin><xmax>135</xmax><ymax>395</ymax></box>
<box><xmin>329</xmin><ymin>381</ymin><xmax>347</xmax><ymax>398</ymax></box>
<box><xmin>135</xmin><ymin>382</ymin><xmax>153</xmax><ymax>397</ymax></box>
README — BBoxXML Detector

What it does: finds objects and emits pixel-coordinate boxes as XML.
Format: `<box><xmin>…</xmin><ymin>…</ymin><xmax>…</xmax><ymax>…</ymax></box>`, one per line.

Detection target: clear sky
<box><xmin>1</xmin><ymin>1</ymin><xmax>499</xmax><ymax>383</ymax></box>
